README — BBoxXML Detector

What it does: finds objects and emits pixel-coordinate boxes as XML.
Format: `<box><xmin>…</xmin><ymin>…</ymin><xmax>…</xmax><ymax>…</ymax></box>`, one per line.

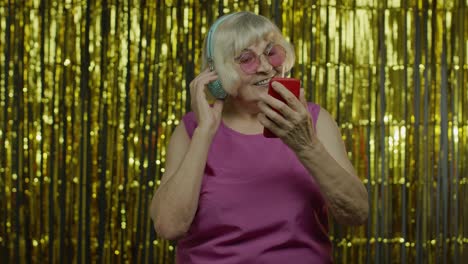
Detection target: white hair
<box><xmin>201</xmin><ymin>11</ymin><xmax>295</xmax><ymax>96</ymax></box>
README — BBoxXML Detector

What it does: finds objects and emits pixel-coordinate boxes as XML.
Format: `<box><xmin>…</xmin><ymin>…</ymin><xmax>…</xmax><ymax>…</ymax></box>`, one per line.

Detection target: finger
<box><xmin>192</xmin><ymin>69</ymin><xmax>217</xmax><ymax>84</ymax></box>
<box><xmin>195</xmin><ymin>71</ymin><xmax>218</xmax><ymax>85</ymax></box>
<box><xmin>257</xmin><ymin>113</ymin><xmax>282</xmax><ymax>136</ymax></box>
<box><xmin>257</xmin><ymin>101</ymin><xmax>291</xmax><ymax>128</ymax></box>
<box><xmin>271</xmin><ymin>81</ymin><xmax>302</xmax><ymax>111</ymax></box>
<box><xmin>260</xmin><ymin>93</ymin><xmax>296</xmax><ymax>120</ymax></box>
<box><xmin>191</xmin><ymin>72</ymin><xmax>218</xmax><ymax>96</ymax></box>
<box><xmin>198</xmin><ymin>72</ymin><xmax>219</xmax><ymax>86</ymax></box>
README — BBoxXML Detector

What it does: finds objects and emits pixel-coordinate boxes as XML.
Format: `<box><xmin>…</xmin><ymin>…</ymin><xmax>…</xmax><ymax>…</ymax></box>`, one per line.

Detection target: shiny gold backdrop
<box><xmin>0</xmin><ymin>0</ymin><xmax>466</xmax><ymax>263</ymax></box>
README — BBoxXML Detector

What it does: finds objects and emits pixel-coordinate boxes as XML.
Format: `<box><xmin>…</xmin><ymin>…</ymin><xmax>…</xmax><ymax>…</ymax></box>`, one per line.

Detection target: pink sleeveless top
<box><xmin>177</xmin><ymin>103</ymin><xmax>332</xmax><ymax>263</ymax></box>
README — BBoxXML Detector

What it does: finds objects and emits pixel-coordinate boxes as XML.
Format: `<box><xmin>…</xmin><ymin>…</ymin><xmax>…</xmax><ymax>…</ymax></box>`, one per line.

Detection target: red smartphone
<box><xmin>263</xmin><ymin>77</ymin><xmax>301</xmax><ymax>138</ymax></box>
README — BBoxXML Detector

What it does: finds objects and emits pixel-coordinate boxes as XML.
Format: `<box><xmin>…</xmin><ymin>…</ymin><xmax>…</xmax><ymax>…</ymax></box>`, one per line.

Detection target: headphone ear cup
<box><xmin>207</xmin><ymin>79</ymin><xmax>228</xmax><ymax>99</ymax></box>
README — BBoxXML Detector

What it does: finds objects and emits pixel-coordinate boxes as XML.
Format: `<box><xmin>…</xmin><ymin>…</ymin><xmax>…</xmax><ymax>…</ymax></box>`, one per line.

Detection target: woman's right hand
<box><xmin>189</xmin><ymin>69</ymin><xmax>224</xmax><ymax>137</ymax></box>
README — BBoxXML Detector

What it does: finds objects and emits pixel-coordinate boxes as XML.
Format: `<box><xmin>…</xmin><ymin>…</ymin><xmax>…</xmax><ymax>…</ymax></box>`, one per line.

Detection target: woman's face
<box><xmin>231</xmin><ymin>39</ymin><xmax>284</xmax><ymax>104</ymax></box>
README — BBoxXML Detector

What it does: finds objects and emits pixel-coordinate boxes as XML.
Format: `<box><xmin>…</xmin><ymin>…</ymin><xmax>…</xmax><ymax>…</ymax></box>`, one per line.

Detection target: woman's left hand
<box><xmin>257</xmin><ymin>81</ymin><xmax>318</xmax><ymax>154</ymax></box>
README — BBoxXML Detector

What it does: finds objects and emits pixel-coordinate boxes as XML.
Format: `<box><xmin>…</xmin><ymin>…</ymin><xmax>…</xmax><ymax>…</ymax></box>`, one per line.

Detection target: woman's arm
<box><xmin>296</xmin><ymin>108</ymin><xmax>369</xmax><ymax>226</ymax></box>
<box><xmin>150</xmin><ymin>123</ymin><xmax>214</xmax><ymax>240</ymax></box>
<box><xmin>150</xmin><ymin>69</ymin><xmax>223</xmax><ymax>240</ymax></box>
<box><xmin>257</xmin><ymin>82</ymin><xmax>369</xmax><ymax>226</ymax></box>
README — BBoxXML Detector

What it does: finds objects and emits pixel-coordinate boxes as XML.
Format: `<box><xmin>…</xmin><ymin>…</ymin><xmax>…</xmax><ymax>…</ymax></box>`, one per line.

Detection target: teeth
<box><xmin>255</xmin><ymin>79</ymin><xmax>270</xmax><ymax>85</ymax></box>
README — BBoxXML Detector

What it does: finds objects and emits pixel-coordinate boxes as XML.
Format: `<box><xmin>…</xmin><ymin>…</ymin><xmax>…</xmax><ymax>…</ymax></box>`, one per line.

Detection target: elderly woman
<box><xmin>150</xmin><ymin>11</ymin><xmax>368</xmax><ymax>263</ymax></box>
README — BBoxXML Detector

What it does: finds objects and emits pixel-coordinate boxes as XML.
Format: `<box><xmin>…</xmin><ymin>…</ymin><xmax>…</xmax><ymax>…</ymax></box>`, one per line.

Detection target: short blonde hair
<box><xmin>201</xmin><ymin>11</ymin><xmax>295</xmax><ymax>96</ymax></box>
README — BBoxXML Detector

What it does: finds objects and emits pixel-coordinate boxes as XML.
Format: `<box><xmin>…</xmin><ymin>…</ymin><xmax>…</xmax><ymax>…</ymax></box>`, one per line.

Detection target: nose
<box><xmin>256</xmin><ymin>54</ymin><xmax>273</xmax><ymax>73</ymax></box>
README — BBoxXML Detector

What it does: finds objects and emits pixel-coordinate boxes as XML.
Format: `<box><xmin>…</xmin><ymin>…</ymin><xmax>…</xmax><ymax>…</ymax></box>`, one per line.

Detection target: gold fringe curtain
<box><xmin>0</xmin><ymin>0</ymin><xmax>466</xmax><ymax>263</ymax></box>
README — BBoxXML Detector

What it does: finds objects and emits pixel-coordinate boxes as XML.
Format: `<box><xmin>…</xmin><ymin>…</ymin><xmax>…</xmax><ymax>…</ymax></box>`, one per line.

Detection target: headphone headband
<box><xmin>206</xmin><ymin>14</ymin><xmax>234</xmax><ymax>62</ymax></box>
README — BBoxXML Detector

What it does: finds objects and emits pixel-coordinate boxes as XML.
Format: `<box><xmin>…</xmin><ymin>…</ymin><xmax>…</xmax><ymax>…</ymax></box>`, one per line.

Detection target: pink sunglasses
<box><xmin>234</xmin><ymin>44</ymin><xmax>286</xmax><ymax>74</ymax></box>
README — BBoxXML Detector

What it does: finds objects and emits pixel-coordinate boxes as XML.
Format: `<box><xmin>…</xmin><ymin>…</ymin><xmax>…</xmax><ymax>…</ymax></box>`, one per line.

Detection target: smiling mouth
<box><xmin>254</xmin><ymin>78</ymin><xmax>272</xmax><ymax>86</ymax></box>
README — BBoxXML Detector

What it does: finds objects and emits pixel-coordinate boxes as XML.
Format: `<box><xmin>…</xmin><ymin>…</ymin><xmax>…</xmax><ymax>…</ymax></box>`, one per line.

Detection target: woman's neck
<box><xmin>221</xmin><ymin>97</ymin><xmax>264</xmax><ymax>134</ymax></box>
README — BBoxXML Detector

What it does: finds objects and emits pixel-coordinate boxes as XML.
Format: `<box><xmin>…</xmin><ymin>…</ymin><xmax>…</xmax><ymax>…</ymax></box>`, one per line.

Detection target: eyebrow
<box><xmin>238</xmin><ymin>42</ymin><xmax>274</xmax><ymax>54</ymax></box>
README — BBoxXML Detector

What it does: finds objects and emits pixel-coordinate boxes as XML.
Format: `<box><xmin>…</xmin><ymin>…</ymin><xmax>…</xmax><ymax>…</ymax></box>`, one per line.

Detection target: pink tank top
<box><xmin>177</xmin><ymin>103</ymin><xmax>332</xmax><ymax>263</ymax></box>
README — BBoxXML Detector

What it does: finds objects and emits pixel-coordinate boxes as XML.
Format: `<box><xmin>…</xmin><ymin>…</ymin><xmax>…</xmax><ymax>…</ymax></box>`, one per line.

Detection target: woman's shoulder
<box><xmin>181</xmin><ymin>111</ymin><xmax>196</xmax><ymax>122</ymax></box>
<box><xmin>306</xmin><ymin>102</ymin><xmax>321</xmax><ymax>113</ymax></box>
<box><xmin>306</xmin><ymin>102</ymin><xmax>321</xmax><ymax>127</ymax></box>
<box><xmin>181</xmin><ymin>111</ymin><xmax>198</xmax><ymax>138</ymax></box>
